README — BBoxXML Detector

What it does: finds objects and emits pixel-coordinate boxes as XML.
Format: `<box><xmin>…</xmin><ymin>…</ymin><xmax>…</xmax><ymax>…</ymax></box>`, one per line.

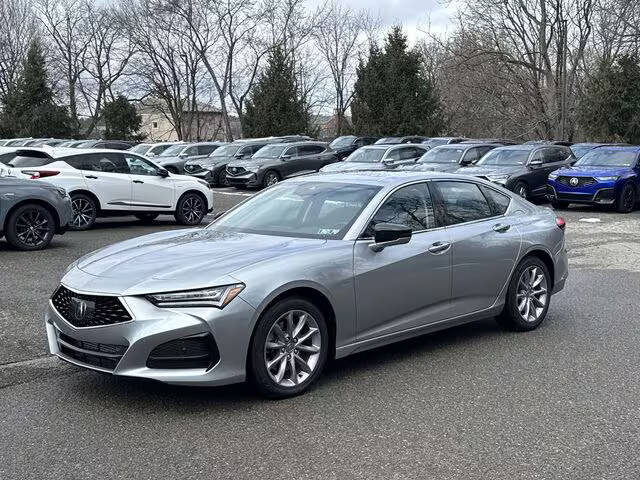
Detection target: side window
<box><xmin>477</xmin><ymin>146</ymin><xmax>493</xmax><ymax>159</ymax></box>
<box><xmin>462</xmin><ymin>148</ymin><xmax>479</xmax><ymax>164</ymax></box>
<box><xmin>364</xmin><ymin>183</ymin><xmax>435</xmax><ymax>236</ymax></box>
<box><xmin>400</xmin><ymin>147</ymin><xmax>418</xmax><ymax>160</ymax></box>
<box><xmin>184</xmin><ymin>146</ymin><xmax>199</xmax><ymax>156</ymax></box>
<box><xmin>198</xmin><ymin>145</ymin><xmax>217</xmax><ymax>156</ymax></box>
<box><xmin>250</xmin><ymin>144</ymin><xmax>265</xmax><ymax>154</ymax></box>
<box><xmin>434</xmin><ymin>181</ymin><xmax>493</xmax><ymax>225</ymax></box>
<box><xmin>125</xmin><ymin>154</ymin><xmax>159</xmax><ymax>176</ymax></box>
<box><xmin>81</xmin><ymin>153</ymin><xmax>129</xmax><ymax>173</ymax></box>
<box><xmin>542</xmin><ymin>148</ymin><xmax>558</xmax><ymax>164</ymax></box>
<box><xmin>530</xmin><ymin>150</ymin><xmax>543</xmax><ymax>164</ymax></box>
<box><xmin>298</xmin><ymin>145</ymin><xmax>325</xmax><ymax>156</ymax></box>
<box><xmin>354</xmin><ymin>138</ymin><xmax>364</xmax><ymax>147</ymax></box>
<box><xmin>480</xmin><ymin>185</ymin><xmax>511</xmax><ymax>215</ymax></box>
<box><xmin>284</xmin><ymin>146</ymin><xmax>298</xmax><ymax>157</ymax></box>
<box><xmin>385</xmin><ymin>149</ymin><xmax>401</xmax><ymax>161</ymax></box>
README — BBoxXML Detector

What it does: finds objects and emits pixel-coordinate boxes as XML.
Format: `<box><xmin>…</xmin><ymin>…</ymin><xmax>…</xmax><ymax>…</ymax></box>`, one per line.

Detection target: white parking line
<box><xmin>211</xmin><ymin>189</ymin><xmax>254</xmax><ymax>197</ymax></box>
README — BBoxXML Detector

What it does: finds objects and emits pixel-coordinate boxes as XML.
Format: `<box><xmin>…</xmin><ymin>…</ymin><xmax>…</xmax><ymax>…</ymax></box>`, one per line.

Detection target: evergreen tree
<box><xmin>102</xmin><ymin>95</ymin><xmax>145</xmax><ymax>141</ymax></box>
<box><xmin>0</xmin><ymin>39</ymin><xmax>72</xmax><ymax>138</ymax></box>
<box><xmin>243</xmin><ymin>47</ymin><xmax>311</xmax><ymax>137</ymax></box>
<box><xmin>578</xmin><ymin>56</ymin><xmax>640</xmax><ymax>143</ymax></box>
<box><xmin>351</xmin><ymin>27</ymin><xmax>445</xmax><ymax>136</ymax></box>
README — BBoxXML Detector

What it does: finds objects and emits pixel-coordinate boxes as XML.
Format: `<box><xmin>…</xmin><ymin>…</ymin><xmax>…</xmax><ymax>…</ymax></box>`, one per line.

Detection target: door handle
<box><xmin>133</xmin><ymin>180</ymin><xmax>144</xmax><ymax>184</ymax></box>
<box><xmin>85</xmin><ymin>175</ymin><xmax>98</xmax><ymax>179</ymax></box>
<box><xmin>428</xmin><ymin>241</ymin><xmax>451</xmax><ymax>254</ymax></box>
<box><xmin>493</xmin><ymin>223</ymin><xmax>510</xmax><ymax>233</ymax></box>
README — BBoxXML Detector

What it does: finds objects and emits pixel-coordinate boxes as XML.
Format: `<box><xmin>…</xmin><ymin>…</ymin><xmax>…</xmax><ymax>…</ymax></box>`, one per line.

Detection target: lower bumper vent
<box><xmin>57</xmin><ymin>331</ymin><xmax>128</xmax><ymax>370</ymax></box>
<box><xmin>146</xmin><ymin>333</ymin><xmax>220</xmax><ymax>370</ymax></box>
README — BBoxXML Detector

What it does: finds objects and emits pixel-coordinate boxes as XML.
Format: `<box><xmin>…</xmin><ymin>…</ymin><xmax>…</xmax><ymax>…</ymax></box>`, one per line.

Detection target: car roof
<box><xmin>12</xmin><ymin>147</ymin><xmax>139</xmax><ymax>159</ymax></box>
<box><xmin>591</xmin><ymin>145</ymin><xmax>640</xmax><ymax>152</ymax></box>
<box><xmin>263</xmin><ymin>141</ymin><xmax>327</xmax><ymax>147</ymax></box>
<box><xmin>430</xmin><ymin>143</ymin><xmax>489</xmax><ymax>150</ymax></box>
<box><xmin>299</xmin><ymin>170</ymin><xmax>502</xmax><ymax>187</ymax></box>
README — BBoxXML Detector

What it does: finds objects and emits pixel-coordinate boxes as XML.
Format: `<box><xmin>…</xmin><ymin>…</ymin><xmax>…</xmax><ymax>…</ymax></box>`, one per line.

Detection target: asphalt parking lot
<box><xmin>2</xmin><ymin>190</ymin><xmax>640</xmax><ymax>479</ymax></box>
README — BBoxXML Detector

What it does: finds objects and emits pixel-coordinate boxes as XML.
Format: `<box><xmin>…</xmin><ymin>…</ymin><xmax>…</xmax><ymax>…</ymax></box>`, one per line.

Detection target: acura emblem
<box><xmin>569</xmin><ymin>177</ymin><xmax>579</xmax><ymax>187</ymax></box>
<box><xmin>70</xmin><ymin>297</ymin><xmax>94</xmax><ymax>324</ymax></box>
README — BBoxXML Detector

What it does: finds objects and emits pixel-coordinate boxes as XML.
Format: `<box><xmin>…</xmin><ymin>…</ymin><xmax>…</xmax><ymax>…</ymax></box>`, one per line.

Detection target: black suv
<box><xmin>374</xmin><ymin>136</ymin><xmax>428</xmax><ymax>145</ymax></box>
<box><xmin>400</xmin><ymin>143</ymin><xmax>499</xmax><ymax>173</ymax></box>
<box><xmin>329</xmin><ymin>136</ymin><xmax>378</xmax><ymax>160</ymax></box>
<box><xmin>457</xmin><ymin>144</ymin><xmax>575</xmax><ymax>199</ymax></box>
<box><xmin>226</xmin><ymin>142</ymin><xmax>338</xmax><ymax>188</ymax></box>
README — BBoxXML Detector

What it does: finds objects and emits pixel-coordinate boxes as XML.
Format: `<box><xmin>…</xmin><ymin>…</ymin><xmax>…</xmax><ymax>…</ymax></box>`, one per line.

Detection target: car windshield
<box><xmin>571</xmin><ymin>145</ymin><xmax>597</xmax><ymax>159</ymax></box>
<box><xmin>418</xmin><ymin>147</ymin><xmax>464</xmax><ymax>164</ymax></box>
<box><xmin>209</xmin><ymin>181</ymin><xmax>381</xmax><ymax>239</ymax></box>
<box><xmin>575</xmin><ymin>149</ymin><xmax>636</xmax><ymax>167</ymax></box>
<box><xmin>211</xmin><ymin>145</ymin><xmax>241</xmax><ymax>157</ymax></box>
<box><xmin>131</xmin><ymin>144</ymin><xmax>152</xmax><ymax>154</ymax></box>
<box><xmin>330</xmin><ymin>136</ymin><xmax>356</xmax><ymax>148</ymax></box>
<box><xmin>476</xmin><ymin>149</ymin><xmax>530</xmax><ymax>166</ymax></box>
<box><xmin>344</xmin><ymin>148</ymin><xmax>385</xmax><ymax>163</ymax></box>
<box><xmin>160</xmin><ymin>144</ymin><xmax>187</xmax><ymax>157</ymax></box>
<box><xmin>253</xmin><ymin>145</ymin><xmax>287</xmax><ymax>159</ymax></box>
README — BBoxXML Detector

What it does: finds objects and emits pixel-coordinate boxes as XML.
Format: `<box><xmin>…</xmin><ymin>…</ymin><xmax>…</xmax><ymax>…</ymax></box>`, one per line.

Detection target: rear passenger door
<box><xmin>432</xmin><ymin>180</ymin><xmax>521</xmax><ymax>317</ymax></box>
<box><xmin>76</xmin><ymin>153</ymin><xmax>132</xmax><ymax>209</ymax></box>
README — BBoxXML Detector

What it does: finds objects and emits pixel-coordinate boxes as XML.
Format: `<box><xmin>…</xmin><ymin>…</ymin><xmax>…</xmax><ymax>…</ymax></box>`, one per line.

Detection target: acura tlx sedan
<box><xmin>45</xmin><ymin>171</ymin><xmax>568</xmax><ymax>398</ymax></box>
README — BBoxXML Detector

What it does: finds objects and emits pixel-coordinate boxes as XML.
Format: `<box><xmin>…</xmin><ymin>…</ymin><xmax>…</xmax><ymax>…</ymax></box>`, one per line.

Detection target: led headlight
<box><xmin>486</xmin><ymin>174</ymin><xmax>510</xmax><ymax>184</ymax></box>
<box><xmin>595</xmin><ymin>176</ymin><xmax>619</xmax><ymax>182</ymax></box>
<box><xmin>244</xmin><ymin>165</ymin><xmax>261</xmax><ymax>173</ymax></box>
<box><xmin>147</xmin><ymin>284</ymin><xmax>244</xmax><ymax>308</ymax></box>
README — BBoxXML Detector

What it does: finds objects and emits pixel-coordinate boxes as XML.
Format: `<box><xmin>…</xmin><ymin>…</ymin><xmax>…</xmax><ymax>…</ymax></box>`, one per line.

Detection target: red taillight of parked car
<box><xmin>555</xmin><ymin>216</ymin><xmax>566</xmax><ymax>230</ymax></box>
<box><xmin>23</xmin><ymin>170</ymin><xmax>60</xmax><ymax>179</ymax></box>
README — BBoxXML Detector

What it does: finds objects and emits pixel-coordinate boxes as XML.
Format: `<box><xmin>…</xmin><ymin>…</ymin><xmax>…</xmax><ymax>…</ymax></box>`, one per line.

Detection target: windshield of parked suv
<box><xmin>418</xmin><ymin>147</ymin><xmax>464</xmax><ymax>164</ymax></box>
<box><xmin>344</xmin><ymin>148</ymin><xmax>385</xmax><ymax>163</ymax></box>
<box><xmin>210</xmin><ymin>145</ymin><xmax>241</xmax><ymax>157</ymax></box>
<box><xmin>423</xmin><ymin>139</ymin><xmax>449</xmax><ymax>149</ymax></box>
<box><xmin>131</xmin><ymin>144</ymin><xmax>152</xmax><ymax>154</ymax></box>
<box><xmin>330</xmin><ymin>136</ymin><xmax>357</xmax><ymax>148</ymax></box>
<box><xmin>253</xmin><ymin>145</ymin><xmax>287</xmax><ymax>159</ymax></box>
<box><xmin>210</xmin><ymin>181</ymin><xmax>381</xmax><ymax>239</ymax></box>
<box><xmin>476</xmin><ymin>149</ymin><xmax>530</xmax><ymax>166</ymax></box>
<box><xmin>160</xmin><ymin>144</ymin><xmax>188</xmax><ymax>157</ymax></box>
<box><xmin>575</xmin><ymin>149</ymin><xmax>636</xmax><ymax>167</ymax></box>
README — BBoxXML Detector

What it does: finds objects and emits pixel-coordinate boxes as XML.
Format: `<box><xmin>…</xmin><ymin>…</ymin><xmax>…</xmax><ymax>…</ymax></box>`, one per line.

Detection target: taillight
<box><xmin>555</xmin><ymin>216</ymin><xmax>566</xmax><ymax>230</ymax></box>
<box><xmin>23</xmin><ymin>170</ymin><xmax>60</xmax><ymax>179</ymax></box>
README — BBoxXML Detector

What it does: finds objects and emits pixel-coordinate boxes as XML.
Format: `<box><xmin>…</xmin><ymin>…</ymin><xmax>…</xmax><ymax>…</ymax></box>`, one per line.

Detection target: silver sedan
<box><xmin>45</xmin><ymin>171</ymin><xmax>568</xmax><ymax>398</ymax></box>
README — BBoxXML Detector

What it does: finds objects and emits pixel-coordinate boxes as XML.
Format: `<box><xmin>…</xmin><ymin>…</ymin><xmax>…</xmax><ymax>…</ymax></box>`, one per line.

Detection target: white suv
<box><xmin>9</xmin><ymin>148</ymin><xmax>214</xmax><ymax>230</ymax></box>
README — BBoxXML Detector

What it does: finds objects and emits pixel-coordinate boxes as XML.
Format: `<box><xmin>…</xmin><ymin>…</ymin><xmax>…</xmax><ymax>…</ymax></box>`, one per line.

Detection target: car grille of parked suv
<box><xmin>226</xmin><ymin>166</ymin><xmax>246</xmax><ymax>176</ymax></box>
<box><xmin>556</xmin><ymin>176</ymin><xmax>597</xmax><ymax>187</ymax></box>
<box><xmin>56</xmin><ymin>331</ymin><xmax>128</xmax><ymax>370</ymax></box>
<box><xmin>51</xmin><ymin>285</ymin><xmax>132</xmax><ymax>328</ymax></box>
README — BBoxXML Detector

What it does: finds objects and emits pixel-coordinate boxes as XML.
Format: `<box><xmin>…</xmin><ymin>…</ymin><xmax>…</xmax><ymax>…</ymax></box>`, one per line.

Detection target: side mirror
<box><xmin>178</xmin><ymin>152</ymin><xmax>188</xmax><ymax>158</ymax></box>
<box><xmin>157</xmin><ymin>168</ymin><xmax>169</xmax><ymax>177</ymax></box>
<box><xmin>383</xmin><ymin>159</ymin><xmax>396</xmax><ymax>167</ymax></box>
<box><xmin>529</xmin><ymin>159</ymin><xmax>543</xmax><ymax>167</ymax></box>
<box><xmin>369</xmin><ymin>223</ymin><xmax>412</xmax><ymax>252</ymax></box>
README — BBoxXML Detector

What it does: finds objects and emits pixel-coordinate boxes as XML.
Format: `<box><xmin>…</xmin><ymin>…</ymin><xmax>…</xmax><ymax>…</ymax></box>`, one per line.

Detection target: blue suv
<box><xmin>547</xmin><ymin>145</ymin><xmax>640</xmax><ymax>213</ymax></box>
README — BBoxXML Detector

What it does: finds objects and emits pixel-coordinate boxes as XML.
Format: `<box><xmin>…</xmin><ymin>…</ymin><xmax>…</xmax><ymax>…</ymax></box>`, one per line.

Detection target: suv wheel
<box><xmin>249</xmin><ymin>297</ymin><xmax>328</xmax><ymax>398</ymax></box>
<box><xmin>217</xmin><ymin>170</ymin><xmax>229</xmax><ymax>187</ymax></box>
<box><xmin>616</xmin><ymin>183</ymin><xmax>636</xmax><ymax>213</ymax></box>
<box><xmin>513</xmin><ymin>181</ymin><xmax>529</xmax><ymax>199</ymax></box>
<box><xmin>5</xmin><ymin>204</ymin><xmax>55</xmax><ymax>251</ymax></box>
<box><xmin>263</xmin><ymin>171</ymin><xmax>280</xmax><ymax>188</ymax></box>
<box><xmin>174</xmin><ymin>192</ymin><xmax>206</xmax><ymax>225</ymax></box>
<box><xmin>70</xmin><ymin>193</ymin><xmax>97</xmax><ymax>230</ymax></box>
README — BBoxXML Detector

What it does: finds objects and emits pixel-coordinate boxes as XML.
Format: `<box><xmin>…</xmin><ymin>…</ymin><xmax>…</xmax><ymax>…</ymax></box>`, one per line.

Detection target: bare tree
<box><xmin>0</xmin><ymin>0</ymin><xmax>37</xmax><ymax>100</ymax></box>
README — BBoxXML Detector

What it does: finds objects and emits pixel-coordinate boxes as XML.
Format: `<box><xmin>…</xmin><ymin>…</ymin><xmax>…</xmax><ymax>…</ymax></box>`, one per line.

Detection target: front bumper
<box><xmin>546</xmin><ymin>181</ymin><xmax>617</xmax><ymax>205</ymax></box>
<box><xmin>45</xmin><ymin>287</ymin><xmax>257</xmax><ymax>386</ymax></box>
<box><xmin>226</xmin><ymin>171</ymin><xmax>260</xmax><ymax>187</ymax></box>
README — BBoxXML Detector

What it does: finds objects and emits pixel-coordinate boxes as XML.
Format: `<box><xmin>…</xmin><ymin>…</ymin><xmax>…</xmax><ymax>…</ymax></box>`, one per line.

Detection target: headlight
<box><xmin>595</xmin><ymin>176</ymin><xmax>619</xmax><ymax>182</ymax></box>
<box><xmin>486</xmin><ymin>174</ymin><xmax>510</xmax><ymax>184</ymax></box>
<box><xmin>548</xmin><ymin>172</ymin><xmax>559</xmax><ymax>180</ymax></box>
<box><xmin>244</xmin><ymin>165</ymin><xmax>260</xmax><ymax>173</ymax></box>
<box><xmin>146</xmin><ymin>283</ymin><xmax>244</xmax><ymax>308</ymax></box>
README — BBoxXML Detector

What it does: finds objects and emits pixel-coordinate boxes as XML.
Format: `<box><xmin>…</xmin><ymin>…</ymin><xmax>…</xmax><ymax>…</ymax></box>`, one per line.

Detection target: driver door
<box><xmin>124</xmin><ymin>153</ymin><xmax>175</xmax><ymax>210</ymax></box>
<box><xmin>353</xmin><ymin>182</ymin><xmax>452</xmax><ymax>341</ymax></box>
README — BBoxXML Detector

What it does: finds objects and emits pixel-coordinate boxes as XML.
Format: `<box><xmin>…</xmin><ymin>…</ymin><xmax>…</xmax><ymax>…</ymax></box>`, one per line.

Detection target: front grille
<box><xmin>146</xmin><ymin>333</ymin><xmax>220</xmax><ymax>369</ymax></box>
<box><xmin>555</xmin><ymin>192</ymin><xmax>594</xmax><ymax>202</ymax></box>
<box><xmin>51</xmin><ymin>285</ymin><xmax>132</xmax><ymax>328</ymax></box>
<box><xmin>57</xmin><ymin>331</ymin><xmax>128</xmax><ymax>370</ymax></box>
<box><xmin>556</xmin><ymin>176</ymin><xmax>597</xmax><ymax>187</ymax></box>
<box><xmin>226</xmin><ymin>166</ymin><xmax>246</xmax><ymax>176</ymax></box>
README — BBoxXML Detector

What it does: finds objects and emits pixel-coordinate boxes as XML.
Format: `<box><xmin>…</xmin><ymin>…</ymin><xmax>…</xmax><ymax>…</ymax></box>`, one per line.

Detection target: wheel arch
<box><xmin>178</xmin><ymin>189</ymin><xmax>209</xmax><ymax>211</ymax></box>
<box><xmin>68</xmin><ymin>189</ymin><xmax>102</xmax><ymax>212</ymax></box>
<box><xmin>3</xmin><ymin>199</ymin><xmax>61</xmax><ymax>232</ymax></box>
<box><xmin>520</xmin><ymin>247</ymin><xmax>555</xmax><ymax>289</ymax></box>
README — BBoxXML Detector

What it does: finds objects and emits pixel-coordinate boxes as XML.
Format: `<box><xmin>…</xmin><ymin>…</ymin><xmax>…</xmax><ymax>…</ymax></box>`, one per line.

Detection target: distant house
<box><xmin>313</xmin><ymin>113</ymin><xmax>353</xmax><ymax>140</ymax></box>
<box><xmin>137</xmin><ymin>102</ymin><xmax>241</xmax><ymax>141</ymax></box>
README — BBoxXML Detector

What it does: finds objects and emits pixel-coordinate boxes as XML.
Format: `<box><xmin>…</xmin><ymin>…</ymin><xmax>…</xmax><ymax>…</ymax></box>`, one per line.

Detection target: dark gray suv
<box><xmin>0</xmin><ymin>177</ymin><xmax>73</xmax><ymax>250</ymax></box>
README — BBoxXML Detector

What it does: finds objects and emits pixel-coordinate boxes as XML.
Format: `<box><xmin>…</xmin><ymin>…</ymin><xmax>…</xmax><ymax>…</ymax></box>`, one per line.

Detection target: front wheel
<box><xmin>5</xmin><ymin>204</ymin><xmax>55</xmax><ymax>251</ymax></box>
<box><xmin>174</xmin><ymin>192</ymin><xmax>206</xmax><ymax>225</ymax></box>
<box><xmin>616</xmin><ymin>183</ymin><xmax>636</xmax><ymax>213</ymax></box>
<box><xmin>513</xmin><ymin>181</ymin><xmax>529</xmax><ymax>200</ymax></box>
<box><xmin>217</xmin><ymin>170</ymin><xmax>230</xmax><ymax>187</ymax></box>
<box><xmin>70</xmin><ymin>193</ymin><xmax>98</xmax><ymax>230</ymax></box>
<box><xmin>497</xmin><ymin>257</ymin><xmax>551</xmax><ymax>331</ymax></box>
<box><xmin>262</xmin><ymin>170</ymin><xmax>280</xmax><ymax>188</ymax></box>
<box><xmin>249</xmin><ymin>297</ymin><xmax>329</xmax><ymax>398</ymax></box>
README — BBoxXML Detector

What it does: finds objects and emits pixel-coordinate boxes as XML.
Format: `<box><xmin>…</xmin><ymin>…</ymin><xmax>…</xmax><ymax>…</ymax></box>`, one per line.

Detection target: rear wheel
<box><xmin>174</xmin><ymin>192</ymin><xmax>206</xmax><ymax>225</ymax></box>
<box><xmin>217</xmin><ymin>170</ymin><xmax>230</xmax><ymax>187</ymax></box>
<box><xmin>551</xmin><ymin>200</ymin><xmax>569</xmax><ymax>209</ymax></box>
<box><xmin>5</xmin><ymin>204</ymin><xmax>55</xmax><ymax>251</ymax></box>
<box><xmin>70</xmin><ymin>193</ymin><xmax>97</xmax><ymax>230</ymax></box>
<box><xmin>497</xmin><ymin>256</ymin><xmax>551</xmax><ymax>331</ymax></box>
<box><xmin>616</xmin><ymin>182</ymin><xmax>636</xmax><ymax>213</ymax></box>
<box><xmin>135</xmin><ymin>213</ymin><xmax>159</xmax><ymax>223</ymax></box>
<box><xmin>249</xmin><ymin>297</ymin><xmax>328</xmax><ymax>398</ymax></box>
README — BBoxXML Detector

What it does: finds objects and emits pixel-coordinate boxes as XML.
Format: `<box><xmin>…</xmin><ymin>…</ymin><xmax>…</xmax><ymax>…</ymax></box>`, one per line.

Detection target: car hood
<box><xmin>457</xmin><ymin>165</ymin><xmax>523</xmax><ymax>176</ymax></box>
<box><xmin>227</xmin><ymin>159</ymin><xmax>274</xmax><ymax>169</ymax></box>
<box><xmin>399</xmin><ymin>163</ymin><xmax>460</xmax><ymax>173</ymax></box>
<box><xmin>554</xmin><ymin>165</ymin><xmax>633</xmax><ymax>177</ymax></box>
<box><xmin>320</xmin><ymin>162</ymin><xmax>385</xmax><ymax>172</ymax></box>
<box><xmin>66</xmin><ymin>229</ymin><xmax>326</xmax><ymax>295</ymax></box>
<box><xmin>188</xmin><ymin>156</ymin><xmax>233</xmax><ymax>166</ymax></box>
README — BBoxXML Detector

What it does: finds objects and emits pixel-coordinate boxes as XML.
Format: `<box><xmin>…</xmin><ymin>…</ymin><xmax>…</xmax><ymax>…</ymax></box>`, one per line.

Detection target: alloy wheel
<box><xmin>72</xmin><ymin>198</ymin><xmax>95</xmax><ymax>228</ymax></box>
<box><xmin>182</xmin><ymin>196</ymin><xmax>204</xmax><ymax>223</ymax></box>
<box><xmin>516</xmin><ymin>184</ymin><xmax>527</xmax><ymax>199</ymax></box>
<box><xmin>265</xmin><ymin>172</ymin><xmax>279</xmax><ymax>187</ymax></box>
<box><xmin>516</xmin><ymin>266</ymin><xmax>548</xmax><ymax>322</ymax></box>
<box><xmin>15</xmin><ymin>209</ymin><xmax>51</xmax><ymax>248</ymax></box>
<box><xmin>264</xmin><ymin>309</ymin><xmax>321</xmax><ymax>387</ymax></box>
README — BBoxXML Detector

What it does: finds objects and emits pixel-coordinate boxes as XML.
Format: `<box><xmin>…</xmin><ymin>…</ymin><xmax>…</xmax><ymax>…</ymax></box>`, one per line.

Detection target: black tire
<box><xmin>249</xmin><ymin>297</ymin><xmax>329</xmax><ymax>399</ymax></box>
<box><xmin>551</xmin><ymin>200</ymin><xmax>570</xmax><ymax>209</ymax></box>
<box><xmin>513</xmin><ymin>181</ymin><xmax>529</xmax><ymax>200</ymax></box>
<box><xmin>217</xmin><ymin>170</ymin><xmax>229</xmax><ymax>187</ymax></box>
<box><xmin>174</xmin><ymin>192</ymin><xmax>206</xmax><ymax>225</ymax></box>
<box><xmin>70</xmin><ymin>193</ymin><xmax>97</xmax><ymax>231</ymax></box>
<box><xmin>615</xmin><ymin>182</ymin><xmax>636</xmax><ymax>213</ymax></box>
<box><xmin>5</xmin><ymin>204</ymin><xmax>55</xmax><ymax>251</ymax></box>
<box><xmin>135</xmin><ymin>213</ymin><xmax>159</xmax><ymax>223</ymax></box>
<box><xmin>262</xmin><ymin>170</ymin><xmax>280</xmax><ymax>189</ymax></box>
<box><xmin>496</xmin><ymin>256</ymin><xmax>551</xmax><ymax>332</ymax></box>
